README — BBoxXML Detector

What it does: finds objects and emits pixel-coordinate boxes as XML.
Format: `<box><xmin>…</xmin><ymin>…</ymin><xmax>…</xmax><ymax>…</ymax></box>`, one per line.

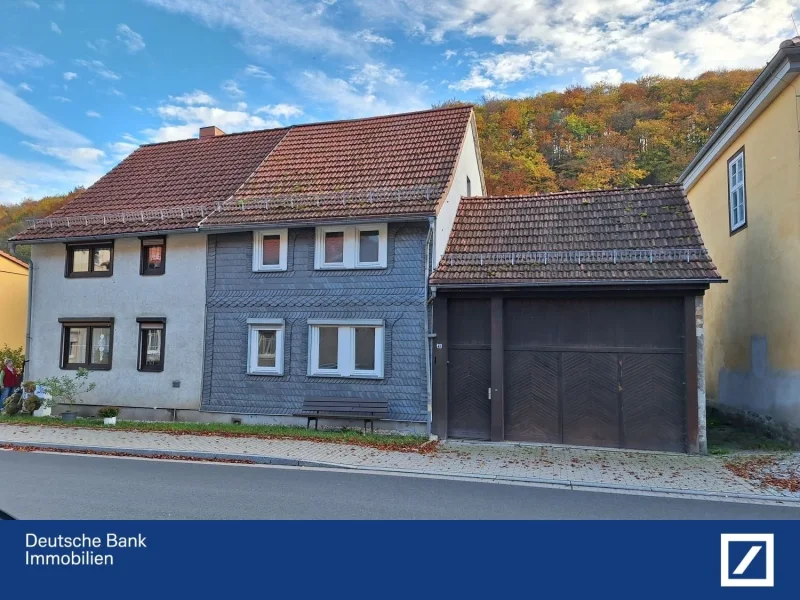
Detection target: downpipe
<box><xmin>424</xmin><ymin>217</ymin><xmax>434</xmax><ymax>439</ymax></box>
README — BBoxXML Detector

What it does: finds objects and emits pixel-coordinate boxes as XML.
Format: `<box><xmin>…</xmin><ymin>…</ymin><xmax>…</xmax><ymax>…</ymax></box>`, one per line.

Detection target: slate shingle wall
<box><xmin>202</xmin><ymin>222</ymin><xmax>429</xmax><ymax>422</ymax></box>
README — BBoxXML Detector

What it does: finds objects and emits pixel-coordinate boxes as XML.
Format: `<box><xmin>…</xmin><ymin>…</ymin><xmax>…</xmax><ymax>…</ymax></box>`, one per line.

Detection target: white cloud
<box><xmin>235</xmin><ymin>101</ymin><xmax>248</xmax><ymax>110</ymax></box>
<box><xmin>22</xmin><ymin>143</ymin><xmax>105</xmax><ymax>170</ymax></box>
<box><xmin>0</xmin><ymin>47</ymin><xmax>52</xmax><ymax>73</ymax></box>
<box><xmin>108</xmin><ymin>140</ymin><xmax>139</xmax><ymax>161</ymax></box>
<box><xmin>0</xmin><ymin>153</ymin><xmax>103</xmax><ymax>203</ymax></box>
<box><xmin>116</xmin><ymin>23</ymin><xmax>146</xmax><ymax>53</ymax></box>
<box><xmin>86</xmin><ymin>110</ymin><xmax>102</xmax><ymax>118</ymax></box>
<box><xmin>131</xmin><ymin>105</ymin><xmax>143</xmax><ymax>112</ymax></box>
<box><xmin>63</xmin><ymin>71</ymin><xmax>77</xmax><ymax>81</ymax></box>
<box><xmin>170</xmin><ymin>89</ymin><xmax>216</xmax><ymax>105</ymax></box>
<box><xmin>50</xmin><ymin>21</ymin><xmax>62</xmax><ymax>34</ymax></box>
<box><xmin>582</xmin><ymin>67</ymin><xmax>624</xmax><ymax>85</ymax></box>
<box><xmin>51</xmin><ymin>95</ymin><xmax>70</xmax><ymax>102</ymax></box>
<box><xmin>142</xmin><ymin>0</ymin><xmax>362</xmax><ymax>58</ymax></box>
<box><xmin>143</xmin><ymin>103</ymin><xmax>282</xmax><ymax>142</ymax></box>
<box><xmin>0</xmin><ymin>80</ymin><xmax>87</xmax><ymax>147</ymax></box>
<box><xmin>297</xmin><ymin>64</ymin><xmax>427</xmax><ymax>119</ymax></box>
<box><xmin>443</xmin><ymin>49</ymin><xmax>457</xmax><ymax>60</ymax></box>
<box><xmin>221</xmin><ymin>79</ymin><xmax>245</xmax><ymax>98</ymax></box>
<box><xmin>74</xmin><ymin>59</ymin><xmax>121</xmax><ymax>80</ymax></box>
<box><xmin>450</xmin><ymin>49</ymin><xmax>553</xmax><ymax>91</ymax></box>
<box><xmin>53</xmin><ymin>0</ymin><xmax>65</xmax><ymax>10</ymax></box>
<box><xmin>255</xmin><ymin>103</ymin><xmax>304</xmax><ymax>119</ymax></box>
<box><xmin>355</xmin><ymin>29</ymin><xmax>394</xmax><ymax>46</ymax></box>
<box><xmin>86</xmin><ymin>39</ymin><xmax>110</xmax><ymax>52</ymax></box>
<box><xmin>448</xmin><ymin>67</ymin><xmax>494</xmax><ymax>91</ymax></box>
<box><xmin>0</xmin><ymin>80</ymin><xmax>87</xmax><ymax>148</ymax></box>
<box><xmin>108</xmin><ymin>87</ymin><xmax>125</xmax><ymax>97</ymax></box>
<box><xmin>242</xmin><ymin>64</ymin><xmax>272</xmax><ymax>79</ymax></box>
<box><xmin>358</xmin><ymin>0</ymin><xmax>799</xmax><ymax>78</ymax></box>
<box><xmin>18</xmin><ymin>82</ymin><xmax>32</xmax><ymax>92</ymax></box>
<box><xmin>22</xmin><ymin>0</ymin><xmax>39</xmax><ymax>8</ymax></box>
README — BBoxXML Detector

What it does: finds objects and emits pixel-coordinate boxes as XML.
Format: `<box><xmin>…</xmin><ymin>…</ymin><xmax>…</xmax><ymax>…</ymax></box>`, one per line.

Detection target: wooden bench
<box><xmin>295</xmin><ymin>397</ymin><xmax>390</xmax><ymax>432</ymax></box>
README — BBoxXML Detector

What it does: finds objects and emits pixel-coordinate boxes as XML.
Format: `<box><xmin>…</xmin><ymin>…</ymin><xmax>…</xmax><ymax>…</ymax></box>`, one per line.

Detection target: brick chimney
<box><xmin>199</xmin><ymin>126</ymin><xmax>226</xmax><ymax>138</ymax></box>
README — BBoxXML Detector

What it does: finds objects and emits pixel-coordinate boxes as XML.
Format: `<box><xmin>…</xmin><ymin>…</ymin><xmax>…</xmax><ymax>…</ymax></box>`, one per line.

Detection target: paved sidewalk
<box><xmin>0</xmin><ymin>423</ymin><xmax>798</xmax><ymax>504</ymax></box>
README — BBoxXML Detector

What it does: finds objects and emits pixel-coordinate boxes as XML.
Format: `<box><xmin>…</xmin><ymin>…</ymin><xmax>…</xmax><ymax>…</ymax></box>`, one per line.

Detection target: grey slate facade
<box><xmin>202</xmin><ymin>222</ymin><xmax>430</xmax><ymax>422</ymax></box>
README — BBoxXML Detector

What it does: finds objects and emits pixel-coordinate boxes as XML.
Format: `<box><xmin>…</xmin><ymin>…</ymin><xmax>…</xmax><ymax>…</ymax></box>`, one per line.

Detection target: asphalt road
<box><xmin>1</xmin><ymin>450</ymin><xmax>799</xmax><ymax>519</ymax></box>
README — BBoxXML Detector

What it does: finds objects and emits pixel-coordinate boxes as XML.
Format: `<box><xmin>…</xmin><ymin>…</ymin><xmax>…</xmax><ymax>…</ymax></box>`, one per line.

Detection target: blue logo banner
<box><xmin>1</xmin><ymin>520</ymin><xmax>796</xmax><ymax>598</ymax></box>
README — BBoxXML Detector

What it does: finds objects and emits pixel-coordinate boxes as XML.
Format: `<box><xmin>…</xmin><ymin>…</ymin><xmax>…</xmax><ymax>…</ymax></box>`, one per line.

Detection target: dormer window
<box><xmin>314</xmin><ymin>223</ymin><xmax>387</xmax><ymax>269</ymax></box>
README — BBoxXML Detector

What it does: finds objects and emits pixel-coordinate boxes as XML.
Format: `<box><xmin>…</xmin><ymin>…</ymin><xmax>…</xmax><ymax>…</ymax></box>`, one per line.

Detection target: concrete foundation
<box><xmin>719</xmin><ymin>336</ymin><xmax>800</xmax><ymax>429</ymax></box>
<box><xmin>50</xmin><ymin>404</ymin><xmax>428</xmax><ymax>435</ymax></box>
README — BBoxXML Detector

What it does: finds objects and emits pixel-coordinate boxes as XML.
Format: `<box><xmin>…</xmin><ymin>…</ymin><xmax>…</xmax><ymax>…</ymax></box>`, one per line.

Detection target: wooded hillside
<box><xmin>0</xmin><ymin>188</ymin><xmax>83</xmax><ymax>262</ymax></box>
<box><xmin>470</xmin><ymin>69</ymin><xmax>759</xmax><ymax>195</ymax></box>
<box><xmin>1</xmin><ymin>68</ymin><xmax>759</xmax><ymax>262</ymax></box>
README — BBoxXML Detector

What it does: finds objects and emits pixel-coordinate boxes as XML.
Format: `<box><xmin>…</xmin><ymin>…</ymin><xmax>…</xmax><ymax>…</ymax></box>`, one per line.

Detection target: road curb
<box><xmin>3</xmin><ymin>440</ymin><xmax>799</xmax><ymax>505</ymax></box>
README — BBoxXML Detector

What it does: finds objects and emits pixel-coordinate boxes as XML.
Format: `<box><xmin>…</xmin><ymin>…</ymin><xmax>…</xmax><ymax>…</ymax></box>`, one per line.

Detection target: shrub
<box><xmin>3</xmin><ymin>393</ymin><xmax>22</xmax><ymax>416</ymax></box>
<box><xmin>21</xmin><ymin>381</ymin><xmax>36</xmax><ymax>393</ymax></box>
<box><xmin>37</xmin><ymin>368</ymin><xmax>95</xmax><ymax>407</ymax></box>
<box><xmin>22</xmin><ymin>395</ymin><xmax>43</xmax><ymax>414</ymax></box>
<box><xmin>0</xmin><ymin>345</ymin><xmax>25</xmax><ymax>373</ymax></box>
<box><xmin>97</xmin><ymin>406</ymin><xmax>120</xmax><ymax>419</ymax></box>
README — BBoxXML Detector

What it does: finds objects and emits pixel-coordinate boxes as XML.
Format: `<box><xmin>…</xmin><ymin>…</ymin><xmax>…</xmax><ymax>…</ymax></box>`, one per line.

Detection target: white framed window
<box><xmin>728</xmin><ymin>149</ymin><xmax>747</xmax><ymax>233</ymax></box>
<box><xmin>252</xmin><ymin>229</ymin><xmax>288</xmax><ymax>271</ymax></box>
<box><xmin>247</xmin><ymin>319</ymin><xmax>285</xmax><ymax>375</ymax></box>
<box><xmin>307</xmin><ymin>319</ymin><xmax>384</xmax><ymax>378</ymax></box>
<box><xmin>314</xmin><ymin>223</ymin><xmax>387</xmax><ymax>269</ymax></box>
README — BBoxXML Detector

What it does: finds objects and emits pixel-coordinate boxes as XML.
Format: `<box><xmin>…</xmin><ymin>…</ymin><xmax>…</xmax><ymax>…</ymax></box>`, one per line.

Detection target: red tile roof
<box><xmin>12</xmin><ymin>105</ymin><xmax>474</xmax><ymax>241</ymax></box>
<box><xmin>430</xmin><ymin>184</ymin><xmax>722</xmax><ymax>286</ymax></box>
<box><xmin>12</xmin><ymin>128</ymin><xmax>289</xmax><ymax>241</ymax></box>
<box><xmin>202</xmin><ymin>105</ymin><xmax>474</xmax><ymax>226</ymax></box>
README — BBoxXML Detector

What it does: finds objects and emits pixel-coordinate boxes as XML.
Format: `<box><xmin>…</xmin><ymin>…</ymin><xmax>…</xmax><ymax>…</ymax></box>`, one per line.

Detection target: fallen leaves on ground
<box><xmin>724</xmin><ymin>455</ymin><xmax>800</xmax><ymax>493</ymax></box>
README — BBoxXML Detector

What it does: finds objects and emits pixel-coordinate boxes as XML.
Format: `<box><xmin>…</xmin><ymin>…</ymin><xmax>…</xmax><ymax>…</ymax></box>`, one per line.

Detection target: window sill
<box><xmin>315</xmin><ymin>265</ymin><xmax>386</xmax><ymax>271</ymax></box>
<box><xmin>730</xmin><ymin>222</ymin><xmax>748</xmax><ymax>236</ymax></box>
<box><xmin>61</xmin><ymin>364</ymin><xmax>112</xmax><ymax>371</ymax></box>
<box><xmin>65</xmin><ymin>272</ymin><xmax>113</xmax><ymax>279</ymax></box>
<box><xmin>138</xmin><ymin>367</ymin><xmax>164</xmax><ymax>373</ymax></box>
<box><xmin>247</xmin><ymin>370</ymin><xmax>284</xmax><ymax>377</ymax></box>
<box><xmin>307</xmin><ymin>372</ymin><xmax>384</xmax><ymax>380</ymax></box>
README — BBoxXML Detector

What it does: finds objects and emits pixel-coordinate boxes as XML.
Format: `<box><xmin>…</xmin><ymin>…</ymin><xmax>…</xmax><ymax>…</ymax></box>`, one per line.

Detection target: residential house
<box><xmin>0</xmin><ymin>251</ymin><xmax>29</xmax><ymax>351</ymax></box>
<box><xmin>678</xmin><ymin>38</ymin><xmax>800</xmax><ymax>429</ymax></box>
<box><xmin>11</xmin><ymin>106</ymin><xmax>483</xmax><ymax>429</ymax></box>
<box><xmin>429</xmin><ymin>186</ymin><xmax>721</xmax><ymax>452</ymax></box>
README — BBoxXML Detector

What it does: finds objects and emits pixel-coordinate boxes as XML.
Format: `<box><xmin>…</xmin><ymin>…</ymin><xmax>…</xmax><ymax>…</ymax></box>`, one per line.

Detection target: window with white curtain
<box><xmin>247</xmin><ymin>319</ymin><xmax>285</xmax><ymax>375</ymax></box>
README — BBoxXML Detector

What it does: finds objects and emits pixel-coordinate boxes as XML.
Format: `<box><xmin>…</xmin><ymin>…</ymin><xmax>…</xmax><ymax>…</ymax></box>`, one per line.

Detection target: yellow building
<box><xmin>678</xmin><ymin>38</ymin><xmax>800</xmax><ymax>427</ymax></box>
<box><xmin>0</xmin><ymin>250</ymin><xmax>29</xmax><ymax>350</ymax></box>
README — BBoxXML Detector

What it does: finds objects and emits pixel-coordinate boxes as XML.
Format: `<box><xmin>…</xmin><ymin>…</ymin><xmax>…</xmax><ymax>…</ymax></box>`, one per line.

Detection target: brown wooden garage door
<box><xmin>503</xmin><ymin>298</ymin><xmax>686</xmax><ymax>452</ymax></box>
<box><xmin>446</xmin><ymin>299</ymin><xmax>491</xmax><ymax>440</ymax></box>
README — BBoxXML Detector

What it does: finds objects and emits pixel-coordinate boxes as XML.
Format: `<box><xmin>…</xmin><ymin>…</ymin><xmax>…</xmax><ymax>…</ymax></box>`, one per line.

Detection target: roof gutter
<box><xmin>197</xmin><ymin>213</ymin><xmax>435</xmax><ymax>233</ymax></box>
<box><xmin>11</xmin><ymin>226</ymin><xmax>203</xmax><ymax>245</ymax></box>
<box><xmin>430</xmin><ymin>278</ymin><xmax>726</xmax><ymax>290</ymax></box>
<box><xmin>678</xmin><ymin>44</ymin><xmax>800</xmax><ymax>190</ymax></box>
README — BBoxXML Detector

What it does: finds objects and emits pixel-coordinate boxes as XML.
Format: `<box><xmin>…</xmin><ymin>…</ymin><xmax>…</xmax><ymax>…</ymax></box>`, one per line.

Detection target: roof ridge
<box><xmin>463</xmin><ymin>183</ymin><xmax>683</xmax><ymax>202</ymax></box>
<box><xmin>139</xmin><ymin>126</ymin><xmax>290</xmax><ymax>148</ymax></box>
<box><xmin>139</xmin><ymin>105</ymin><xmax>474</xmax><ymax>148</ymax></box>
